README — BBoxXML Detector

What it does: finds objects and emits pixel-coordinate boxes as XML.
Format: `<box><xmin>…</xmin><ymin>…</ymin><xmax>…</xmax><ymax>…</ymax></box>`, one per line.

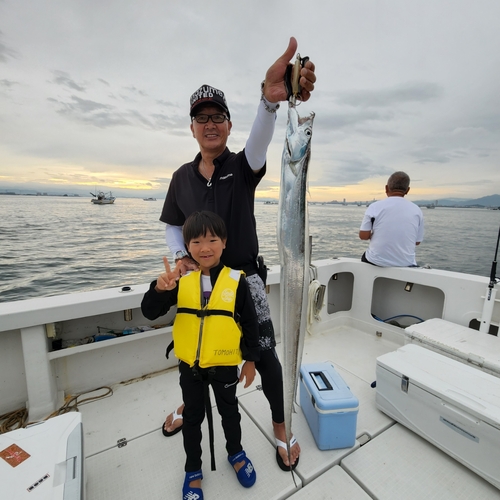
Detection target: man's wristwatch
<box><xmin>174</xmin><ymin>250</ymin><xmax>189</xmax><ymax>262</ymax></box>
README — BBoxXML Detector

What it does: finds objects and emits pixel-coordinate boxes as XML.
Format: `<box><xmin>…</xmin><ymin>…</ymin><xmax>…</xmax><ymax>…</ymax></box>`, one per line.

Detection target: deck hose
<box><xmin>307</xmin><ymin>280</ymin><xmax>326</xmax><ymax>334</ymax></box>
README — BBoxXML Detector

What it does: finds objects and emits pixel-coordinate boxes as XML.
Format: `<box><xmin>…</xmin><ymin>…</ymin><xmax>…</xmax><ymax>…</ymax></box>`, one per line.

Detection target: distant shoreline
<box><xmin>1</xmin><ymin>191</ymin><xmax>499</xmax><ymax>208</ymax></box>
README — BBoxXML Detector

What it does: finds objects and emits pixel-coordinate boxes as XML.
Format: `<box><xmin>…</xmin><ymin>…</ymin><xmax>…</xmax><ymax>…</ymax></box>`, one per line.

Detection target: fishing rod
<box><xmin>479</xmin><ymin>224</ymin><xmax>500</xmax><ymax>333</ymax></box>
<box><xmin>488</xmin><ymin>224</ymin><xmax>500</xmax><ymax>287</ymax></box>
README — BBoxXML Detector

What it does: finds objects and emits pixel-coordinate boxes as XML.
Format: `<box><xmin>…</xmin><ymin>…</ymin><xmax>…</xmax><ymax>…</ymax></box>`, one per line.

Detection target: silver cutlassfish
<box><xmin>278</xmin><ymin>53</ymin><xmax>315</xmax><ymax>467</ymax></box>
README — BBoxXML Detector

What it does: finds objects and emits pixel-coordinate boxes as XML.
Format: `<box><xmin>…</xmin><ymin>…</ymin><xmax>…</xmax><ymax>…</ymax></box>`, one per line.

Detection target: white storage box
<box><xmin>404</xmin><ymin>318</ymin><xmax>500</xmax><ymax>377</ymax></box>
<box><xmin>0</xmin><ymin>412</ymin><xmax>84</xmax><ymax>499</ymax></box>
<box><xmin>300</xmin><ymin>363</ymin><xmax>359</xmax><ymax>450</ymax></box>
<box><xmin>376</xmin><ymin>344</ymin><xmax>500</xmax><ymax>489</ymax></box>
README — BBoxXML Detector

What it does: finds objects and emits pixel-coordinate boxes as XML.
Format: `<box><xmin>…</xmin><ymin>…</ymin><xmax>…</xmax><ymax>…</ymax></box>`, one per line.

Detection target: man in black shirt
<box><xmin>160</xmin><ymin>37</ymin><xmax>316</xmax><ymax>471</ymax></box>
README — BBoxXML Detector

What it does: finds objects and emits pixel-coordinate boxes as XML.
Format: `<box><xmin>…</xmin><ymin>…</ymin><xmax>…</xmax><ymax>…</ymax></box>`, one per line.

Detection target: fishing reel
<box><xmin>285</xmin><ymin>53</ymin><xmax>310</xmax><ymax>105</ymax></box>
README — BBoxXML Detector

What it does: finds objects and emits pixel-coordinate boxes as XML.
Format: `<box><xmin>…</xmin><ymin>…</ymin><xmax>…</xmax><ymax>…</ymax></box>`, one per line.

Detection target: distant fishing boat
<box><xmin>90</xmin><ymin>191</ymin><xmax>115</xmax><ymax>205</ymax></box>
<box><xmin>143</xmin><ymin>197</ymin><xmax>157</xmax><ymax>201</ymax></box>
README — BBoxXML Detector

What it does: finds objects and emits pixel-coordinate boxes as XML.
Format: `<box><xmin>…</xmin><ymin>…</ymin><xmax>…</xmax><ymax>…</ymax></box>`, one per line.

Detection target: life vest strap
<box><xmin>176</xmin><ymin>307</ymin><xmax>233</xmax><ymax>319</ymax></box>
<box><xmin>191</xmin><ymin>363</ymin><xmax>217</xmax><ymax>471</ymax></box>
<box><xmin>165</xmin><ymin>340</ymin><xmax>174</xmax><ymax>359</ymax></box>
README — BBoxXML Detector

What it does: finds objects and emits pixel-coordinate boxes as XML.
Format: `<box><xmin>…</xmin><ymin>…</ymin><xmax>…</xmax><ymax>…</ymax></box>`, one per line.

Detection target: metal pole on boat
<box><xmin>479</xmin><ymin>225</ymin><xmax>500</xmax><ymax>334</ymax></box>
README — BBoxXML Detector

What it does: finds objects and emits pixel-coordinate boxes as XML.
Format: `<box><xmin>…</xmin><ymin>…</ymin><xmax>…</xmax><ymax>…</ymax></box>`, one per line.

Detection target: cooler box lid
<box><xmin>404</xmin><ymin>318</ymin><xmax>500</xmax><ymax>376</ymax></box>
<box><xmin>377</xmin><ymin>344</ymin><xmax>500</xmax><ymax>430</ymax></box>
<box><xmin>300</xmin><ymin>363</ymin><xmax>359</xmax><ymax>412</ymax></box>
<box><xmin>0</xmin><ymin>412</ymin><xmax>84</xmax><ymax>499</ymax></box>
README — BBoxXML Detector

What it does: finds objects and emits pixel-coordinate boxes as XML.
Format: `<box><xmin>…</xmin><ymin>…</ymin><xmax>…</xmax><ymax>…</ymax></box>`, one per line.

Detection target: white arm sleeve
<box><xmin>165</xmin><ymin>224</ymin><xmax>185</xmax><ymax>254</ymax></box>
<box><xmin>245</xmin><ymin>98</ymin><xmax>278</xmax><ymax>172</ymax></box>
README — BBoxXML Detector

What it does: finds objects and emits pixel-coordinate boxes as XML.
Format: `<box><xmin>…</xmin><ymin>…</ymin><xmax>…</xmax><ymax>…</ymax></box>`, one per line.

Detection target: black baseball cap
<box><xmin>189</xmin><ymin>84</ymin><xmax>230</xmax><ymax>119</ymax></box>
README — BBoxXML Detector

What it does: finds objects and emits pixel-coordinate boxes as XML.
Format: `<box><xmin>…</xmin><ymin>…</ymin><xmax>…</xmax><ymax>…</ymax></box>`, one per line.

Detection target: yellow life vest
<box><xmin>173</xmin><ymin>267</ymin><xmax>243</xmax><ymax>368</ymax></box>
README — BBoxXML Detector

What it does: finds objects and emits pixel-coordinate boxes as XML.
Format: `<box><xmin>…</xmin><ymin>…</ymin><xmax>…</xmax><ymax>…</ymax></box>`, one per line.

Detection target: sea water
<box><xmin>0</xmin><ymin>195</ymin><xmax>499</xmax><ymax>302</ymax></box>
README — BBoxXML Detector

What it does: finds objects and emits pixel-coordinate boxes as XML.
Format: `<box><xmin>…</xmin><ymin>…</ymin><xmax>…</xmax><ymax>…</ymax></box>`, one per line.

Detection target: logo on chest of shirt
<box><xmin>219</xmin><ymin>173</ymin><xmax>233</xmax><ymax>181</ymax></box>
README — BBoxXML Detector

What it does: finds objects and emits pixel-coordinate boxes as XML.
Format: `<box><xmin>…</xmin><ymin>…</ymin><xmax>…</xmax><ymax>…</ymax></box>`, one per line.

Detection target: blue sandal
<box><xmin>227</xmin><ymin>450</ymin><xmax>256</xmax><ymax>488</ymax></box>
<box><xmin>183</xmin><ymin>470</ymin><xmax>203</xmax><ymax>500</ymax></box>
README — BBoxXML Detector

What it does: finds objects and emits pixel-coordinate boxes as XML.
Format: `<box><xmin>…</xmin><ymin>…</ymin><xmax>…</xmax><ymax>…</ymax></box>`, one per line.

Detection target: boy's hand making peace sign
<box><xmin>155</xmin><ymin>257</ymin><xmax>181</xmax><ymax>293</ymax></box>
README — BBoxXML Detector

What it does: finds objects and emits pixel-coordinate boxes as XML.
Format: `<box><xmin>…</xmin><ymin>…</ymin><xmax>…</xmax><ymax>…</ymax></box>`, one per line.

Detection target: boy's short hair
<box><xmin>183</xmin><ymin>211</ymin><xmax>227</xmax><ymax>243</ymax></box>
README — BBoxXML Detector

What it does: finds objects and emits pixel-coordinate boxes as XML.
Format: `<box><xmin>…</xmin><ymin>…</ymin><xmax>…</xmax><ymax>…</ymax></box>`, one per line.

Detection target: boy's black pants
<box><xmin>179</xmin><ymin>361</ymin><xmax>242</xmax><ymax>472</ymax></box>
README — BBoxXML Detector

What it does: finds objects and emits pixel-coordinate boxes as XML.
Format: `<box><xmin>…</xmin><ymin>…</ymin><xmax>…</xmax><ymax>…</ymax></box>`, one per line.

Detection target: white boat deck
<box><xmin>79</xmin><ymin>326</ymin><xmax>500</xmax><ymax>500</ymax></box>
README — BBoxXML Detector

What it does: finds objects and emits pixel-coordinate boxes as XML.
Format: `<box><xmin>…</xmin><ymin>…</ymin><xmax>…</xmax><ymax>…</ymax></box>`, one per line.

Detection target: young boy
<box><xmin>141</xmin><ymin>211</ymin><xmax>259</xmax><ymax>500</ymax></box>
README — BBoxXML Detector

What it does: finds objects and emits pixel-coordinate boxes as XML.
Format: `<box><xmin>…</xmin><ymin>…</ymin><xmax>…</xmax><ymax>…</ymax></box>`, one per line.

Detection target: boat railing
<box><xmin>0</xmin><ymin>258</ymin><xmax>496</xmax><ymax>421</ymax></box>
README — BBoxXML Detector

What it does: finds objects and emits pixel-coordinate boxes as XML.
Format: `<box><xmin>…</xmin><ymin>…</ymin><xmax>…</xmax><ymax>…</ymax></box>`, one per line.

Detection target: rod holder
<box><xmin>45</xmin><ymin>323</ymin><xmax>56</xmax><ymax>338</ymax></box>
<box><xmin>124</xmin><ymin>309</ymin><xmax>133</xmax><ymax>321</ymax></box>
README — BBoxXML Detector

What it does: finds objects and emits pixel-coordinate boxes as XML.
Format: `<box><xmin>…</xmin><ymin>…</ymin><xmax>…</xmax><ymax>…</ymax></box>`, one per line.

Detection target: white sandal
<box><xmin>162</xmin><ymin>408</ymin><xmax>183</xmax><ymax>437</ymax></box>
<box><xmin>275</xmin><ymin>435</ymin><xmax>299</xmax><ymax>471</ymax></box>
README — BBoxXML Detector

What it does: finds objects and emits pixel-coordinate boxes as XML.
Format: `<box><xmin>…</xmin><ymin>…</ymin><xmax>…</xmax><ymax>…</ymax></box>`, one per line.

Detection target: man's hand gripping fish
<box><xmin>278</xmin><ymin>53</ymin><xmax>315</xmax><ymax>470</ymax></box>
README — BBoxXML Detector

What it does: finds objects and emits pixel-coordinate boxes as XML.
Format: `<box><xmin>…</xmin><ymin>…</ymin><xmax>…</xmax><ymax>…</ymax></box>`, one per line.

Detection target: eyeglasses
<box><xmin>192</xmin><ymin>113</ymin><xmax>228</xmax><ymax>124</ymax></box>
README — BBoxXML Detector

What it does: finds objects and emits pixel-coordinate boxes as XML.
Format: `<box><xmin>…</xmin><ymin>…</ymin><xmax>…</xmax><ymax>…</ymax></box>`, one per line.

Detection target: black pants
<box><xmin>361</xmin><ymin>251</ymin><xmax>377</xmax><ymax>266</ymax></box>
<box><xmin>244</xmin><ymin>273</ymin><xmax>284</xmax><ymax>425</ymax></box>
<box><xmin>179</xmin><ymin>361</ymin><xmax>242</xmax><ymax>472</ymax></box>
<box><xmin>255</xmin><ymin>348</ymin><xmax>284</xmax><ymax>424</ymax></box>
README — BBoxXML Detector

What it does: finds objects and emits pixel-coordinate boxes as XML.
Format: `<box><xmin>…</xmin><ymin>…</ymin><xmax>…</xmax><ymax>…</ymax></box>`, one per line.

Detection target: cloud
<box><xmin>51</xmin><ymin>70</ymin><xmax>87</xmax><ymax>92</ymax></box>
<box><xmin>48</xmin><ymin>95</ymin><xmax>130</xmax><ymax>128</ymax></box>
<box><xmin>349</xmin><ymin>127</ymin><xmax>399</xmax><ymax>138</ymax></box>
<box><xmin>310</xmin><ymin>157</ymin><xmax>392</xmax><ymax>186</ymax></box>
<box><xmin>256</xmin><ymin>176</ymin><xmax>279</xmax><ymax>190</ymax></box>
<box><xmin>47</xmin><ymin>94</ymin><xmax>189</xmax><ymax>132</ymax></box>
<box><xmin>305</xmin><ymin>109</ymin><xmax>399</xmax><ymax>147</ymax></box>
<box><xmin>336</xmin><ymin>82</ymin><xmax>444</xmax><ymax>108</ymax></box>
<box><xmin>150</xmin><ymin>113</ymin><xmax>183</xmax><ymax>128</ymax></box>
<box><xmin>316</xmin><ymin>109</ymin><xmax>396</xmax><ymax>130</ymax></box>
<box><xmin>123</xmin><ymin>85</ymin><xmax>148</xmax><ymax>97</ymax></box>
<box><xmin>56</xmin><ymin>95</ymin><xmax>111</xmax><ymax>113</ymax></box>
<box><xmin>156</xmin><ymin>99</ymin><xmax>177</xmax><ymax>108</ymax></box>
<box><xmin>410</xmin><ymin>147</ymin><xmax>451</xmax><ymax>164</ymax></box>
<box><xmin>469</xmin><ymin>113</ymin><xmax>500</xmax><ymax>133</ymax></box>
<box><xmin>152</xmin><ymin>177</ymin><xmax>172</xmax><ymax>184</ymax></box>
<box><xmin>0</xmin><ymin>31</ymin><xmax>17</xmax><ymax>62</ymax></box>
<box><xmin>410</xmin><ymin>143</ymin><xmax>496</xmax><ymax>165</ymax></box>
<box><xmin>1</xmin><ymin>1</ymin><xmax>499</xmax><ymax>201</ymax></box>
<box><xmin>0</xmin><ymin>79</ymin><xmax>19</xmax><ymax>89</ymax></box>
<box><xmin>410</xmin><ymin>114</ymin><xmax>500</xmax><ymax>165</ymax></box>
<box><xmin>476</xmin><ymin>149</ymin><xmax>492</xmax><ymax>158</ymax></box>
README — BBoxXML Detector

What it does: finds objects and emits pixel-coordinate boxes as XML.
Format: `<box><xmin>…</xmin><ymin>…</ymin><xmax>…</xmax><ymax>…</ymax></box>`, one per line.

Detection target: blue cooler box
<box><xmin>300</xmin><ymin>363</ymin><xmax>359</xmax><ymax>450</ymax></box>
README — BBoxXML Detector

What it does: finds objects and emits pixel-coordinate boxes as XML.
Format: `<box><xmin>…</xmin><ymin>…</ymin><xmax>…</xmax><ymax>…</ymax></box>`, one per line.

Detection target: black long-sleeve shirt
<box><xmin>159</xmin><ymin>148</ymin><xmax>265</xmax><ymax>275</ymax></box>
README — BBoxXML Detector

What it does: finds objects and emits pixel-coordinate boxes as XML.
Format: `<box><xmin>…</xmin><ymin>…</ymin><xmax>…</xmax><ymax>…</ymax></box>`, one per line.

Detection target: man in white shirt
<box><xmin>359</xmin><ymin>171</ymin><xmax>424</xmax><ymax>267</ymax></box>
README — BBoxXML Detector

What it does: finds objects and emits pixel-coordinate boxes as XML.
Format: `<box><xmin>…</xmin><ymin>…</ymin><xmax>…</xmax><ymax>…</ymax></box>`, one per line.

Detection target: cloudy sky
<box><xmin>1</xmin><ymin>0</ymin><xmax>499</xmax><ymax>202</ymax></box>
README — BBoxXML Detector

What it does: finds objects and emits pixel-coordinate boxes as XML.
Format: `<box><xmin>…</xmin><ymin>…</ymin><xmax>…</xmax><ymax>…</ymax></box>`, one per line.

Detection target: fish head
<box><xmin>286</xmin><ymin>105</ymin><xmax>315</xmax><ymax>164</ymax></box>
